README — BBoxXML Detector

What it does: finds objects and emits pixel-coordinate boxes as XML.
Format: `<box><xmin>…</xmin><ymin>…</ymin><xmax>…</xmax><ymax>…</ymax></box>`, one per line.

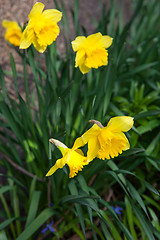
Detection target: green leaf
<box><xmin>25</xmin><ymin>191</ymin><xmax>41</xmax><ymax>228</ymax></box>
<box><xmin>0</xmin><ymin>186</ymin><xmax>13</xmax><ymax>195</ymax></box>
<box><xmin>0</xmin><ymin>231</ymin><xmax>8</xmax><ymax>240</ymax></box>
<box><xmin>0</xmin><ymin>218</ymin><xmax>16</xmax><ymax>231</ymax></box>
<box><xmin>127</xmin><ymin>182</ymin><xmax>149</xmax><ymax>217</ymax></box>
<box><xmin>134</xmin><ymin>110</ymin><xmax>160</xmax><ymax>120</ymax></box>
<box><xmin>68</xmin><ymin>180</ymin><xmax>86</xmax><ymax>239</ymax></box>
<box><xmin>132</xmin><ymin>204</ymin><xmax>156</xmax><ymax>240</ymax></box>
<box><xmin>16</xmin><ymin>208</ymin><xmax>56</xmax><ymax>240</ymax></box>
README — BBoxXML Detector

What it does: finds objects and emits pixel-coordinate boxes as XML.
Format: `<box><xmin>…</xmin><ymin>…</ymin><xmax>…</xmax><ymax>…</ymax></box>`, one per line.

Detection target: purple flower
<box><xmin>111</xmin><ymin>206</ymin><xmax>123</xmax><ymax>215</ymax></box>
<box><xmin>41</xmin><ymin>221</ymin><xmax>54</xmax><ymax>234</ymax></box>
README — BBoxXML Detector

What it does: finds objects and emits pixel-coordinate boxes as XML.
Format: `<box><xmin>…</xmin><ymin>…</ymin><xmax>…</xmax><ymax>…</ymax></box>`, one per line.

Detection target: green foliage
<box><xmin>0</xmin><ymin>0</ymin><xmax>160</xmax><ymax>239</ymax></box>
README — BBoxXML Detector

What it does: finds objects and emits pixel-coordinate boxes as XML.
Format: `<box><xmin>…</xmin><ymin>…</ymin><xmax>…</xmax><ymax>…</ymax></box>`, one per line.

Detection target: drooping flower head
<box><xmin>46</xmin><ymin>139</ymin><xmax>88</xmax><ymax>178</ymax></box>
<box><xmin>74</xmin><ymin>116</ymin><xmax>134</xmax><ymax>162</ymax></box>
<box><xmin>20</xmin><ymin>2</ymin><xmax>62</xmax><ymax>53</ymax></box>
<box><xmin>71</xmin><ymin>32</ymin><xmax>113</xmax><ymax>74</ymax></box>
<box><xmin>2</xmin><ymin>20</ymin><xmax>22</xmax><ymax>46</ymax></box>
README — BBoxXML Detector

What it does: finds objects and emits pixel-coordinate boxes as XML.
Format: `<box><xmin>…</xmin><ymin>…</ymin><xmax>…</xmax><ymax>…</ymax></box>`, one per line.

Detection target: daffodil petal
<box><xmin>87</xmin><ymin>32</ymin><xmax>102</xmax><ymax>41</ymax></box>
<box><xmin>32</xmin><ymin>36</ymin><xmax>47</xmax><ymax>53</ymax></box>
<box><xmin>117</xmin><ymin>132</ymin><xmax>130</xmax><ymax>150</ymax></box>
<box><xmin>79</xmin><ymin>63</ymin><xmax>91</xmax><ymax>74</ymax></box>
<box><xmin>28</xmin><ymin>2</ymin><xmax>44</xmax><ymax>19</ymax></box>
<box><xmin>81</xmin><ymin>124</ymin><xmax>101</xmax><ymax>144</ymax></box>
<box><xmin>2</xmin><ymin>20</ymin><xmax>18</xmax><ymax>28</ymax></box>
<box><xmin>46</xmin><ymin>157</ymin><xmax>66</xmax><ymax>176</ymax></box>
<box><xmin>20</xmin><ymin>27</ymin><xmax>32</xmax><ymax>49</ymax></box>
<box><xmin>72</xmin><ymin>135</ymin><xmax>86</xmax><ymax>151</ymax></box>
<box><xmin>100</xmin><ymin>36</ymin><xmax>113</xmax><ymax>48</ymax></box>
<box><xmin>46</xmin><ymin>163</ymin><xmax>59</xmax><ymax>176</ymax></box>
<box><xmin>42</xmin><ymin>9</ymin><xmax>62</xmax><ymax>22</ymax></box>
<box><xmin>75</xmin><ymin>49</ymin><xmax>85</xmax><ymax>67</ymax></box>
<box><xmin>71</xmin><ymin>36</ymin><xmax>86</xmax><ymax>52</ymax></box>
<box><xmin>87</xmin><ymin>137</ymin><xmax>100</xmax><ymax>162</ymax></box>
<box><xmin>107</xmin><ymin>116</ymin><xmax>134</xmax><ymax>132</ymax></box>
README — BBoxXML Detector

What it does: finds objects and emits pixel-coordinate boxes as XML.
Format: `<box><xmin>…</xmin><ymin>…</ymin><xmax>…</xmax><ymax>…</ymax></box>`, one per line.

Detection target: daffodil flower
<box><xmin>2</xmin><ymin>20</ymin><xmax>22</xmax><ymax>46</ymax></box>
<box><xmin>20</xmin><ymin>2</ymin><xmax>62</xmax><ymax>53</ymax></box>
<box><xmin>46</xmin><ymin>139</ymin><xmax>88</xmax><ymax>178</ymax></box>
<box><xmin>71</xmin><ymin>32</ymin><xmax>113</xmax><ymax>74</ymax></box>
<box><xmin>74</xmin><ymin>116</ymin><xmax>134</xmax><ymax>162</ymax></box>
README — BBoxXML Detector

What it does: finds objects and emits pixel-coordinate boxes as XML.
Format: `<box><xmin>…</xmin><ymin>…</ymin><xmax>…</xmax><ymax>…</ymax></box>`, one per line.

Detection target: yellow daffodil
<box><xmin>20</xmin><ymin>2</ymin><xmax>62</xmax><ymax>53</ymax></box>
<box><xmin>46</xmin><ymin>139</ymin><xmax>88</xmax><ymax>178</ymax></box>
<box><xmin>2</xmin><ymin>20</ymin><xmax>22</xmax><ymax>46</ymax></box>
<box><xmin>74</xmin><ymin>116</ymin><xmax>134</xmax><ymax>162</ymax></box>
<box><xmin>71</xmin><ymin>32</ymin><xmax>113</xmax><ymax>74</ymax></box>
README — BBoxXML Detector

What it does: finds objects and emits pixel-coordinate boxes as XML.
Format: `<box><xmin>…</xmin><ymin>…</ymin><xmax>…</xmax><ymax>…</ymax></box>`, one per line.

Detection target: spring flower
<box><xmin>41</xmin><ymin>221</ymin><xmax>54</xmax><ymax>234</ymax></box>
<box><xmin>46</xmin><ymin>139</ymin><xmax>88</xmax><ymax>178</ymax></box>
<box><xmin>2</xmin><ymin>20</ymin><xmax>22</xmax><ymax>46</ymax></box>
<box><xmin>20</xmin><ymin>2</ymin><xmax>62</xmax><ymax>53</ymax></box>
<box><xmin>71</xmin><ymin>32</ymin><xmax>113</xmax><ymax>74</ymax></box>
<box><xmin>111</xmin><ymin>206</ymin><xmax>123</xmax><ymax>215</ymax></box>
<box><xmin>74</xmin><ymin>116</ymin><xmax>134</xmax><ymax>162</ymax></box>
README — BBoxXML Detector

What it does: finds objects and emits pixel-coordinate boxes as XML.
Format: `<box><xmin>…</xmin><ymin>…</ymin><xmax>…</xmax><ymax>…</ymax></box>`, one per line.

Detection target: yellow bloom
<box><xmin>20</xmin><ymin>2</ymin><xmax>62</xmax><ymax>53</ymax></box>
<box><xmin>2</xmin><ymin>20</ymin><xmax>22</xmax><ymax>46</ymax></box>
<box><xmin>71</xmin><ymin>32</ymin><xmax>113</xmax><ymax>74</ymax></box>
<box><xmin>46</xmin><ymin>139</ymin><xmax>88</xmax><ymax>178</ymax></box>
<box><xmin>74</xmin><ymin>116</ymin><xmax>134</xmax><ymax>162</ymax></box>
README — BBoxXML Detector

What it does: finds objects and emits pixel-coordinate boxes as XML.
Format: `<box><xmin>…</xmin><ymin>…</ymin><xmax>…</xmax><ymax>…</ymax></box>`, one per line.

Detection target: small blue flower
<box><xmin>41</xmin><ymin>221</ymin><xmax>54</xmax><ymax>234</ymax></box>
<box><xmin>111</xmin><ymin>206</ymin><xmax>123</xmax><ymax>215</ymax></box>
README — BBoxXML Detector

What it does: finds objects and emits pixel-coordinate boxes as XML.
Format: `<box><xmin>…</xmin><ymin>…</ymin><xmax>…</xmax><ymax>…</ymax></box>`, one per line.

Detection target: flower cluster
<box><xmin>46</xmin><ymin>116</ymin><xmax>134</xmax><ymax>178</ymax></box>
<box><xmin>2</xmin><ymin>2</ymin><xmax>112</xmax><ymax>73</ymax></box>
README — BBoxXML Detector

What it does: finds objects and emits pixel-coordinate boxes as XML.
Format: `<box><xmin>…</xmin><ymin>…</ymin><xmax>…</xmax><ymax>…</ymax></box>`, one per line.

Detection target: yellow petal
<box><xmin>32</xmin><ymin>36</ymin><xmax>47</xmax><ymax>53</ymax></box>
<box><xmin>80</xmin><ymin>124</ymin><xmax>101</xmax><ymax>144</ymax></box>
<box><xmin>87</xmin><ymin>32</ymin><xmax>102</xmax><ymax>42</ymax></box>
<box><xmin>28</xmin><ymin>2</ymin><xmax>44</xmax><ymax>19</ymax></box>
<box><xmin>2</xmin><ymin>20</ymin><xmax>19</xmax><ymax>29</ymax></box>
<box><xmin>117</xmin><ymin>132</ymin><xmax>130</xmax><ymax>150</ymax></box>
<box><xmin>72</xmin><ymin>136</ymin><xmax>85</xmax><ymax>151</ymax></box>
<box><xmin>87</xmin><ymin>137</ymin><xmax>100</xmax><ymax>162</ymax></box>
<box><xmin>107</xmin><ymin>116</ymin><xmax>134</xmax><ymax>132</ymax></box>
<box><xmin>79</xmin><ymin>63</ymin><xmax>91</xmax><ymax>74</ymax></box>
<box><xmin>100</xmin><ymin>36</ymin><xmax>113</xmax><ymax>48</ymax></box>
<box><xmin>20</xmin><ymin>27</ymin><xmax>33</xmax><ymax>49</ymax></box>
<box><xmin>42</xmin><ymin>9</ymin><xmax>62</xmax><ymax>22</ymax></box>
<box><xmin>46</xmin><ymin>157</ymin><xmax>67</xmax><ymax>176</ymax></box>
<box><xmin>71</xmin><ymin>36</ymin><xmax>86</xmax><ymax>52</ymax></box>
<box><xmin>75</xmin><ymin>49</ymin><xmax>85</xmax><ymax>67</ymax></box>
